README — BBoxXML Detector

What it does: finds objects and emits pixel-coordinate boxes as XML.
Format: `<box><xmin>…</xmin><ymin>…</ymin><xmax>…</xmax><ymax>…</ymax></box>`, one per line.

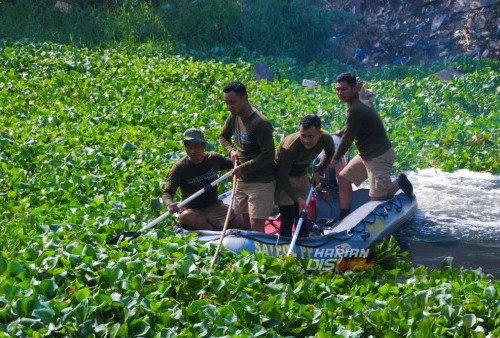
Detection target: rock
<box><xmin>472</xmin><ymin>14</ymin><xmax>487</xmax><ymax>30</ymax></box>
<box><xmin>359</xmin><ymin>83</ymin><xmax>375</xmax><ymax>108</ymax></box>
<box><xmin>54</xmin><ymin>1</ymin><xmax>72</xmax><ymax>13</ymax></box>
<box><xmin>481</xmin><ymin>49</ymin><xmax>490</xmax><ymax>58</ymax></box>
<box><xmin>432</xmin><ymin>68</ymin><xmax>463</xmax><ymax>81</ymax></box>
<box><xmin>469</xmin><ymin>0</ymin><xmax>497</xmax><ymax>10</ymax></box>
<box><xmin>452</xmin><ymin>0</ymin><xmax>471</xmax><ymax>13</ymax></box>
<box><xmin>488</xmin><ymin>40</ymin><xmax>500</xmax><ymax>48</ymax></box>
<box><xmin>301</xmin><ymin>79</ymin><xmax>319</xmax><ymax>89</ymax></box>
<box><xmin>465</xmin><ymin>48</ymin><xmax>480</xmax><ymax>56</ymax></box>
<box><xmin>253</xmin><ymin>62</ymin><xmax>274</xmax><ymax>82</ymax></box>
<box><xmin>432</xmin><ymin>15</ymin><xmax>447</xmax><ymax>31</ymax></box>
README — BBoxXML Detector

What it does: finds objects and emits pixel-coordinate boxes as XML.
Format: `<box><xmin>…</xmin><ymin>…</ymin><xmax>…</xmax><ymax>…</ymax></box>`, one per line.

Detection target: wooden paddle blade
<box><xmin>106</xmin><ymin>231</ymin><xmax>141</xmax><ymax>245</ymax></box>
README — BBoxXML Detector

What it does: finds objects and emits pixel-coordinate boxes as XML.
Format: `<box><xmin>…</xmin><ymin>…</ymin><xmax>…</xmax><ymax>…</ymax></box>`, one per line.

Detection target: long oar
<box><xmin>106</xmin><ymin>171</ymin><xmax>232</xmax><ymax>245</ymax></box>
<box><xmin>287</xmin><ymin>186</ymin><xmax>315</xmax><ymax>256</ymax></box>
<box><xmin>210</xmin><ymin>174</ymin><xmax>238</xmax><ymax>268</ymax></box>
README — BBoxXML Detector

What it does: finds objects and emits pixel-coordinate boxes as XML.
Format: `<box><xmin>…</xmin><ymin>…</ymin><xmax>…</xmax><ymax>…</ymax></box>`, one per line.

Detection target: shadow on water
<box><xmin>394</xmin><ymin>169</ymin><xmax>500</xmax><ymax>279</ymax></box>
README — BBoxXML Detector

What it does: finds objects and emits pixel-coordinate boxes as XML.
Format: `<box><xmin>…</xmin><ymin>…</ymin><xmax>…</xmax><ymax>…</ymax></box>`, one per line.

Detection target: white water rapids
<box><xmin>394</xmin><ymin>169</ymin><xmax>500</xmax><ymax>278</ymax></box>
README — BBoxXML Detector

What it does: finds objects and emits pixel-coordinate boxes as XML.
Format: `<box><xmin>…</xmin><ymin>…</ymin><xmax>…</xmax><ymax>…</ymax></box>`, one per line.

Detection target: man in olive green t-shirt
<box><xmin>219</xmin><ymin>82</ymin><xmax>276</xmax><ymax>232</ymax></box>
<box><xmin>162</xmin><ymin>128</ymin><xmax>248</xmax><ymax>231</ymax></box>
<box><xmin>330</xmin><ymin>72</ymin><xmax>413</xmax><ymax>220</ymax></box>
<box><xmin>275</xmin><ymin>114</ymin><xmax>334</xmax><ymax>238</ymax></box>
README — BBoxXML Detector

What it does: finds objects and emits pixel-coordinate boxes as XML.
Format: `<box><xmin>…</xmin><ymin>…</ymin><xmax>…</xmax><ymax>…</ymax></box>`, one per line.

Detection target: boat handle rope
<box><xmin>234</xmin><ymin>229</ymin><xmax>357</xmax><ymax>249</ymax></box>
<box><xmin>220</xmin><ymin>196</ymin><xmax>407</xmax><ymax>248</ymax></box>
<box><xmin>362</xmin><ymin>196</ymin><xmax>404</xmax><ymax>222</ymax></box>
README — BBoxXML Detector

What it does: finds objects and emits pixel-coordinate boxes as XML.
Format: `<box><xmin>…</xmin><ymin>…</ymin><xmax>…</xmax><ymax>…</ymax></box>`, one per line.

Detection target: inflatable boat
<box><xmin>175</xmin><ymin>133</ymin><xmax>417</xmax><ymax>259</ymax></box>
<box><xmin>175</xmin><ymin>187</ymin><xmax>417</xmax><ymax>260</ymax></box>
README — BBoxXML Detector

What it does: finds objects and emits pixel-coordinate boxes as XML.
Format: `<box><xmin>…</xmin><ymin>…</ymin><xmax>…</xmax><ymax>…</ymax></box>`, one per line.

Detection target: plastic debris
<box><xmin>415</xmin><ymin>39</ymin><xmax>431</xmax><ymax>50</ymax></box>
<box><xmin>355</xmin><ymin>49</ymin><xmax>366</xmax><ymax>59</ymax></box>
<box><xmin>301</xmin><ymin>79</ymin><xmax>319</xmax><ymax>89</ymax></box>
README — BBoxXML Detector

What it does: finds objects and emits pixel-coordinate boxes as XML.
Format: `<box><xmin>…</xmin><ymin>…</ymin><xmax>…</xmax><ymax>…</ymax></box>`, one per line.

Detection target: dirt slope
<box><xmin>327</xmin><ymin>0</ymin><xmax>499</xmax><ymax>68</ymax></box>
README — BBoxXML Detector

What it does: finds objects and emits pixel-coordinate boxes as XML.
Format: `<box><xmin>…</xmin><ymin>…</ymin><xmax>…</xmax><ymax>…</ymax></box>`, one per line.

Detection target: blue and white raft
<box><xmin>175</xmin><ymin>188</ymin><xmax>417</xmax><ymax>260</ymax></box>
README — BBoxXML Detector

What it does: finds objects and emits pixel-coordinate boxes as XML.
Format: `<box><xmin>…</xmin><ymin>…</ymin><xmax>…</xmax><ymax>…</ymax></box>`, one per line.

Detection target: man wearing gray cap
<box><xmin>162</xmin><ymin>128</ymin><xmax>247</xmax><ymax>231</ymax></box>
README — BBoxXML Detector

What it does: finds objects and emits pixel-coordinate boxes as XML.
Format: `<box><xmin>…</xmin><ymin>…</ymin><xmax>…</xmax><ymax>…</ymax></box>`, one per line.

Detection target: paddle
<box><xmin>210</xmin><ymin>172</ymin><xmax>238</xmax><ymax>268</ymax></box>
<box><xmin>106</xmin><ymin>171</ymin><xmax>232</xmax><ymax>245</ymax></box>
<box><xmin>286</xmin><ymin>186</ymin><xmax>315</xmax><ymax>256</ymax></box>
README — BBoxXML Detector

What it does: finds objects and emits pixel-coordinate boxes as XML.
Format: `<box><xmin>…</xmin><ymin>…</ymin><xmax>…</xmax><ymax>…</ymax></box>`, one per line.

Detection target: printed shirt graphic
<box><xmin>162</xmin><ymin>152</ymin><xmax>233</xmax><ymax>209</ymax></box>
<box><xmin>219</xmin><ymin>109</ymin><xmax>275</xmax><ymax>182</ymax></box>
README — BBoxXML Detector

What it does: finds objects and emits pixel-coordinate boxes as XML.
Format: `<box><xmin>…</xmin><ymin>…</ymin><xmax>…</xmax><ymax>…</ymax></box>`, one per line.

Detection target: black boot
<box><xmin>397</xmin><ymin>173</ymin><xmax>413</xmax><ymax>198</ymax></box>
<box><xmin>278</xmin><ymin>205</ymin><xmax>295</xmax><ymax>238</ymax></box>
<box><xmin>338</xmin><ymin>208</ymin><xmax>350</xmax><ymax>221</ymax></box>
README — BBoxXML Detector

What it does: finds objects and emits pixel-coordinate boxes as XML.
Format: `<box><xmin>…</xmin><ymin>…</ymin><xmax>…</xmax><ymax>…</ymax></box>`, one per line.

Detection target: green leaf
<box><xmin>75</xmin><ymin>288</ymin><xmax>91</xmax><ymax>302</ymax></box>
<box><xmin>463</xmin><ymin>314</ymin><xmax>476</xmax><ymax>329</ymax></box>
<box><xmin>483</xmin><ymin>286</ymin><xmax>497</xmax><ymax>299</ymax></box>
<box><xmin>131</xmin><ymin>318</ymin><xmax>150</xmax><ymax>336</ymax></box>
<box><xmin>440</xmin><ymin>257</ymin><xmax>454</xmax><ymax>270</ymax></box>
<box><xmin>39</xmin><ymin>279</ymin><xmax>58</xmax><ymax>299</ymax></box>
<box><xmin>122</xmin><ymin>142</ymin><xmax>137</xmax><ymax>151</ymax></box>
<box><xmin>209</xmin><ymin>276</ymin><xmax>225</xmax><ymax>292</ymax></box>
<box><xmin>416</xmin><ymin>289</ymin><xmax>430</xmax><ymax>308</ymax></box>
<box><xmin>74</xmin><ymin>298</ymin><xmax>89</xmax><ymax>324</ymax></box>
<box><xmin>32</xmin><ymin>308</ymin><xmax>56</xmax><ymax>325</ymax></box>
<box><xmin>150</xmin><ymin>197</ymin><xmax>163</xmax><ymax>210</ymax></box>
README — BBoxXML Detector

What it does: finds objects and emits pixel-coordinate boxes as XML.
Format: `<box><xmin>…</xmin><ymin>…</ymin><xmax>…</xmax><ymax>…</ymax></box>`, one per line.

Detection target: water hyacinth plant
<box><xmin>0</xmin><ymin>41</ymin><xmax>499</xmax><ymax>336</ymax></box>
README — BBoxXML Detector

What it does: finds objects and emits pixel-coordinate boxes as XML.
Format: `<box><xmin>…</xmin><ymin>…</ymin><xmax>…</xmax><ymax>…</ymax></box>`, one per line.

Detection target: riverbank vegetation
<box><xmin>1</xmin><ymin>1</ymin><xmax>499</xmax><ymax>336</ymax></box>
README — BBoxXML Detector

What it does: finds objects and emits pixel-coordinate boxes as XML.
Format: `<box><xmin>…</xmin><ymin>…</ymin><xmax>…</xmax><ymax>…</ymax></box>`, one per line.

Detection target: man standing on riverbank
<box><xmin>219</xmin><ymin>81</ymin><xmax>276</xmax><ymax>232</ymax></box>
<box><xmin>330</xmin><ymin>72</ymin><xmax>413</xmax><ymax>220</ymax></box>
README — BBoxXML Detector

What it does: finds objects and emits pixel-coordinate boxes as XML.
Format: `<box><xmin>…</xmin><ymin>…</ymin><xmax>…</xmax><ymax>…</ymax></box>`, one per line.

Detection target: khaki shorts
<box><xmin>182</xmin><ymin>201</ymin><xmax>235</xmax><ymax>230</ymax></box>
<box><xmin>234</xmin><ymin>180</ymin><xmax>276</xmax><ymax>220</ymax></box>
<box><xmin>274</xmin><ymin>174</ymin><xmax>310</xmax><ymax>206</ymax></box>
<box><xmin>339</xmin><ymin>148</ymin><xmax>395</xmax><ymax>198</ymax></box>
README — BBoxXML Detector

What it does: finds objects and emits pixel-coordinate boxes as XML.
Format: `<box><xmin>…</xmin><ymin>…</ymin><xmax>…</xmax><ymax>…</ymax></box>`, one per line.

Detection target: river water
<box><xmin>393</xmin><ymin>169</ymin><xmax>500</xmax><ymax>279</ymax></box>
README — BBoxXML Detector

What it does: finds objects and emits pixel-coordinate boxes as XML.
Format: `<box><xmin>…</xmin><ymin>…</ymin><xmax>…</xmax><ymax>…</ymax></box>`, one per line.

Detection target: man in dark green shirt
<box><xmin>330</xmin><ymin>72</ymin><xmax>413</xmax><ymax>220</ymax></box>
<box><xmin>162</xmin><ymin>128</ymin><xmax>247</xmax><ymax>231</ymax></box>
<box><xmin>275</xmin><ymin>115</ymin><xmax>334</xmax><ymax>237</ymax></box>
<box><xmin>219</xmin><ymin>82</ymin><xmax>276</xmax><ymax>232</ymax></box>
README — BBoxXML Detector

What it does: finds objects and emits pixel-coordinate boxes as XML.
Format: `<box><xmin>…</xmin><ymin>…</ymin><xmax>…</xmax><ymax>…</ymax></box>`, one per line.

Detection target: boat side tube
<box><xmin>177</xmin><ymin>193</ymin><xmax>417</xmax><ymax>260</ymax></box>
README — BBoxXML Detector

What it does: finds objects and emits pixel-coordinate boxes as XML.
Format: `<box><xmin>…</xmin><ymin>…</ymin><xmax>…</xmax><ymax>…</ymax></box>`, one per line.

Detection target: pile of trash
<box><xmin>327</xmin><ymin>0</ymin><xmax>499</xmax><ymax>68</ymax></box>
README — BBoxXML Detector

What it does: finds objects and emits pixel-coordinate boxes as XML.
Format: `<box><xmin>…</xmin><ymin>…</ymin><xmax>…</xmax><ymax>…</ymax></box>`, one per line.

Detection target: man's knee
<box><xmin>179</xmin><ymin>209</ymin><xmax>198</xmax><ymax>222</ymax></box>
<box><xmin>338</xmin><ymin>176</ymin><xmax>352</xmax><ymax>188</ymax></box>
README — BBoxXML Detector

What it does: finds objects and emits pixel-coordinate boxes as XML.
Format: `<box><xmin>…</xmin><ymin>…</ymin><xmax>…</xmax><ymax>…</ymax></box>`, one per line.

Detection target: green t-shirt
<box><xmin>162</xmin><ymin>152</ymin><xmax>233</xmax><ymax>209</ymax></box>
<box><xmin>219</xmin><ymin>109</ymin><xmax>275</xmax><ymax>183</ymax></box>
<box><xmin>275</xmin><ymin>132</ymin><xmax>334</xmax><ymax>201</ymax></box>
<box><xmin>334</xmin><ymin>98</ymin><xmax>391</xmax><ymax>161</ymax></box>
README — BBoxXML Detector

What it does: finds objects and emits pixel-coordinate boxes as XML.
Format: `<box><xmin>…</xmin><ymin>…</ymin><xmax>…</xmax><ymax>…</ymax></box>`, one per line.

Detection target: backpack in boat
<box><xmin>309</xmin><ymin>134</ymin><xmax>350</xmax><ymax>224</ymax></box>
<box><xmin>310</xmin><ymin>166</ymin><xmax>342</xmax><ymax>223</ymax></box>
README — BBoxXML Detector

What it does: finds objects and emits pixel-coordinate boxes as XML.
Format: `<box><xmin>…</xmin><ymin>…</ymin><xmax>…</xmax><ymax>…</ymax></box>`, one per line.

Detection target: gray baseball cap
<box><xmin>183</xmin><ymin>128</ymin><xmax>206</xmax><ymax>144</ymax></box>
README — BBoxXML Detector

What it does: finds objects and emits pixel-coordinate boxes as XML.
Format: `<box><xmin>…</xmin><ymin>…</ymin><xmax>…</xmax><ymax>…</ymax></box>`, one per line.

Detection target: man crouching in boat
<box><xmin>275</xmin><ymin>115</ymin><xmax>334</xmax><ymax>238</ymax></box>
<box><xmin>331</xmin><ymin>72</ymin><xmax>414</xmax><ymax>221</ymax></box>
<box><xmin>162</xmin><ymin>128</ymin><xmax>249</xmax><ymax>231</ymax></box>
